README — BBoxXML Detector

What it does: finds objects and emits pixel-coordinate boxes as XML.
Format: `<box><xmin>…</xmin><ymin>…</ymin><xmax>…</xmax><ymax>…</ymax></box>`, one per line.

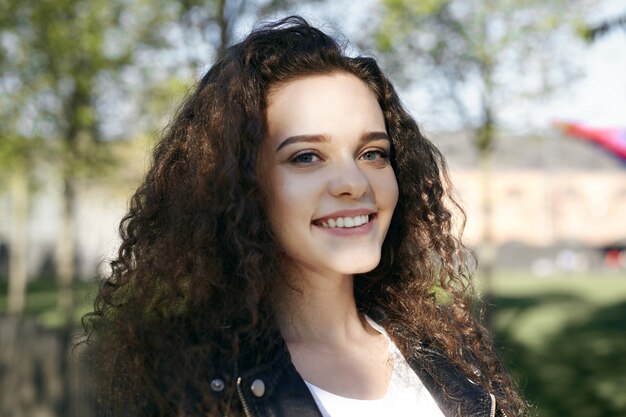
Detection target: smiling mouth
<box><xmin>314</xmin><ymin>214</ymin><xmax>375</xmax><ymax>229</ymax></box>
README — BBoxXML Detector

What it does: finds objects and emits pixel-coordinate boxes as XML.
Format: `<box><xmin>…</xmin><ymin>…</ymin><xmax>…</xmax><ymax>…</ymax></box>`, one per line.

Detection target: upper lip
<box><xmin>313</xmin><ymin>208</ymin><xmax>377</xmax><ymax>222</ymax></box>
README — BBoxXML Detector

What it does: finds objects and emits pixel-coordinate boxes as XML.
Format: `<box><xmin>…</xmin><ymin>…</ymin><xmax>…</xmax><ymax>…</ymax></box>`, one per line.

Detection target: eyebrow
<box><xmin>275</xmin><ymin>131</ymin><xmax>390</xmax><ymax>152</ymax></box>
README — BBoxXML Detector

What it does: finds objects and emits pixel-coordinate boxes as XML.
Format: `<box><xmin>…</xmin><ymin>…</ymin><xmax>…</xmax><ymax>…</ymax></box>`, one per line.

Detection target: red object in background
<box><xmin>604</xmin><ymin>249</ymin><xmax>625</xmax><ymax>269</ymax></box>
<box><xmin>556</xmin><ymin>121</ymin><xmax>626</xmax><ymax>160</ymax></box>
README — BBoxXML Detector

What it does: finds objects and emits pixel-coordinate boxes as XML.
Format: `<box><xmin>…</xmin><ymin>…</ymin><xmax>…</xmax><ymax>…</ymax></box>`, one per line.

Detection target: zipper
<box><xmin>235</xmin><ymin>361</ymin><xmax>254</xmax><ymax>417</ymax></box>
<box><xmin>489</xmin><ymin>393</ymin><xmax>496</xmax><ymax>417</ymax></box>
<box><xmin>489</xmin><ymin>393</ymin><xmax>510</xmax><ymax>417</ymax></box>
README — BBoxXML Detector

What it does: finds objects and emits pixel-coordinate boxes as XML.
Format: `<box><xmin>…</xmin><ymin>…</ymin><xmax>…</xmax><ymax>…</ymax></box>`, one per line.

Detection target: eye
<box><xmin>361</xmin><ymin>149</ymin><xmax>389</xmax><ymax>162</ymax></box>
<box><xmin>290</xmin><ymin>151</ymin><xmax>321</xmax><ymax>164</ymax></box>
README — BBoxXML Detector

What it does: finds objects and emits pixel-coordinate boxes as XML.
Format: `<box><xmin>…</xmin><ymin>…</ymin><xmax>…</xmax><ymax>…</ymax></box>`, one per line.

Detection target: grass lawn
<box><xmin>485</xmin><ymin>272</ymin><xmax>626</xmax><ymax>417</ymax></box>
<box><xmin>2</xmin><ymin>272</ymin><xmax>625</xmax><ymax>417</ymax></box>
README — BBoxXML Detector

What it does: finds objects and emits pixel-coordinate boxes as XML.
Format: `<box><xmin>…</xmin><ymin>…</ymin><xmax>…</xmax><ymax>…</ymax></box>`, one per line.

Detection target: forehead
<box><xmin>265</xmin><ymin>73</ymin><xmax>385</xmax><ymax>143</ymax></box>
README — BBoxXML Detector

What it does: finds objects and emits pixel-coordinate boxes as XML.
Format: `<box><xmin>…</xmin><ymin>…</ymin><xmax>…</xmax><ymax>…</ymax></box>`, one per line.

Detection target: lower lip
<box><xmin>313</xmin><ymin>217</ymin><xmax>375</xmax><ymax>236</ymax></box>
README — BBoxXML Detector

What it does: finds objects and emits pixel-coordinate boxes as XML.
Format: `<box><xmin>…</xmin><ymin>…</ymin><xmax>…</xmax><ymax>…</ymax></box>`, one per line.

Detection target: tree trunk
<box><xmin>476</xmin><ymin>59</ymin><xmax>496</xmax><ymax>324</ymax></box>
<box><xmin>216</xmin><ymin>0</ymin><xmax>229</xmax><ymax>59</ymax></box>
<box><xmin>476</xmin><ymin>109</ymin><xmax>496</xmax><ymax>324</ymax></box>
<box><xmin>478</xmin><ymin>146</ymin><xmax>495</xmax><ymax>319</ymax></box>
<box><xmin>56</xmin><ymin>175</ymin><xmax>76</xmax><ymax>325</ymax></box>
<box><xmin>7</xmin><ymin>169</ymin><xmax>29</xmax><ymax>315</ymax></box>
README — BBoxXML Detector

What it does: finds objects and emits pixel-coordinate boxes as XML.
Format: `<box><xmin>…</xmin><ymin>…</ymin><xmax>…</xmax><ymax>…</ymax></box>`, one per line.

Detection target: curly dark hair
<box><xmin>83</xmin><ymin>16</ymin><xmax>526</xmax><ymax>417</ymax></box>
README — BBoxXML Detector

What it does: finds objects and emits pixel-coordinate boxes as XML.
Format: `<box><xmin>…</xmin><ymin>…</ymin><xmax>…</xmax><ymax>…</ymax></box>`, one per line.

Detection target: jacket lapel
<box><xmin>407</xmin><ymin>346</ymin><xmax>494</xmax><ymax>417</ymax></box>
<box><xmin>237</xmin><ymin>340</ymin><xmax>324</xmax><ymax>417</ymax></box>
<box><xmin>235</xmin><ymin>329</ymin><xmax>494</xmax><ymax>417</ymax></box>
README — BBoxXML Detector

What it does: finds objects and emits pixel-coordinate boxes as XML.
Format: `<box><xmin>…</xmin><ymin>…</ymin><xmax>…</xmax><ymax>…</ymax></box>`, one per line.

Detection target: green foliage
<box><xmin>374</xmin><ymin>0</ymin><xmax>585</xmax><ymax>134</ymax></box>
<box><xmin>490</xmin><ymin>275</ymin><xmax>626</xmax><ymax>417</ymax></box>
<box><xmin>583</xmin><ymin>13</ymin><xmax>626</xmax><ymax>42</ymax></box>
<box><xmin>0</xmin><ymin>136</ymin><xmax>38</xmax><ymax>171</ymax></box>
<box><xmin>378</xmin><ymin>0</ymin><xmax>444</xmax><ymax>46</ymax></box>
<box><xmin>1</xmin><ymin>0</ymin><xmax>122</xmax><ymax>184</ymax></box>
<box><xmin>0</xmin><ymin>279</ymin><xmax>98</xmax><ymax>328</ymax></box>
<box><xmin>256</xmin><ymin>0</ymin><xmax>327</xmax><ymax>17</ymax></box>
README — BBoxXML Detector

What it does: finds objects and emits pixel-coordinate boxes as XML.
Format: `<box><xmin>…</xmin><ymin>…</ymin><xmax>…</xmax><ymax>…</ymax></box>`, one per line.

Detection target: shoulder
<box><xmin>372</xmin><ymin>316</ymin><xmax>497</xmax><ymax>417</ymax></box>
<box><xmin>405</xmin><ymin>344</ymin><xmax>494</xmax><ymax>417</ymax></box>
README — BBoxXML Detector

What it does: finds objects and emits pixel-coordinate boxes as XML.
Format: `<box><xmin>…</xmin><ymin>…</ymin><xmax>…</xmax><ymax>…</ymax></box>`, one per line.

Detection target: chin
<box><xmin>331</xmin><ymin>254</ymin><xmax>382</xmax><ymax>275</ymax></box>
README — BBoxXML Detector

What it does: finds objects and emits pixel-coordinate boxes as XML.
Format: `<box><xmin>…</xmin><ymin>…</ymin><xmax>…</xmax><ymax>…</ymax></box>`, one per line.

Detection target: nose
<box><xmin>327</xmin><ymin>160</ymin><xmax>370</xmax><ymax>198</ymax></box>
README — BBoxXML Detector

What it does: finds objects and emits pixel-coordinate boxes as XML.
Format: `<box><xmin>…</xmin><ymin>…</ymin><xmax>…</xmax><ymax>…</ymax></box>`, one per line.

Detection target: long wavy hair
<box><xmin>83</xmin><ymin>16</ymin><xmax>525</xmax><ymax>417</ymax></box>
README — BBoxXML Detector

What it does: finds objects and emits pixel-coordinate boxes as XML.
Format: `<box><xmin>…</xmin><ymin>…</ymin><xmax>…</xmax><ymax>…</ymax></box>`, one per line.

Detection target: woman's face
<box><xmin>261</xmin><ymin>73</ymin><xmax>398</xmax><ymax>278</ymax></box>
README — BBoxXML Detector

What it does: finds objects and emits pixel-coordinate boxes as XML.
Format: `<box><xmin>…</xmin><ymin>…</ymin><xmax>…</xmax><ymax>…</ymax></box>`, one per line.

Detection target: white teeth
<box><xmin>320</xmin><ymin>215</ymin><xmax>371</xmax><ymax>229</ymax></box>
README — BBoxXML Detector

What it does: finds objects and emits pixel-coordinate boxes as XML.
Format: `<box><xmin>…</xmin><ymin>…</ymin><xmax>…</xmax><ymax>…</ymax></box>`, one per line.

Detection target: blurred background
<box><xmin>0</xmin><ymin>0</ymin><xmax>624</xmax><ymax>416</ymax></box>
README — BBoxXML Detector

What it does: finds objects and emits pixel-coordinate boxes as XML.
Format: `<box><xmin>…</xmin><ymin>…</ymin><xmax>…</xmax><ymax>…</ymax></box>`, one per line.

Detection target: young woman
<box><xmin>84</xmin><ymin>16</ymin><xmax>525</xmax><ymax>417</ymax></box>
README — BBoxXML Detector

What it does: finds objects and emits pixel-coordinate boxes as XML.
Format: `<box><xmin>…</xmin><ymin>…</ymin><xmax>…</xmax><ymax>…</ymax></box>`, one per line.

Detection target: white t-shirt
<box><xmin>304</xmin><ymin>317</ymin><xmax>445</xmax><ymax>417</ymax></box>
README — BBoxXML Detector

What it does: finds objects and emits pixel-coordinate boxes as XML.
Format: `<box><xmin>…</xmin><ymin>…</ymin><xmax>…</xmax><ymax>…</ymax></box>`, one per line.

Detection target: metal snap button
<box><xmin>250</xmin><ymin>378</ymin><xmax>265</xmax><ymax>397</ymax></box>
<box><xmin>210</xmin><ymin>378</ymin><xmax>225</xmax><ymax>392</ymax></box>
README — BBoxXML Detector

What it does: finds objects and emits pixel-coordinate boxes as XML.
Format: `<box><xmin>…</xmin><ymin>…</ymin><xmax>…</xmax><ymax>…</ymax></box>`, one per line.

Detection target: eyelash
<box><xmin>290</xmin><ymin>151</ymin><xmax>321</xmax><ymax>164</ymax></box>
<box><xmin>361</xmin><ymin>149</ymin><xmax>389</xmax><ymax>161</ymax></box>
<box><xmin>288</xmin><ymin>148</ymin><xmax>390</xmax><ymax>165</ymax></box>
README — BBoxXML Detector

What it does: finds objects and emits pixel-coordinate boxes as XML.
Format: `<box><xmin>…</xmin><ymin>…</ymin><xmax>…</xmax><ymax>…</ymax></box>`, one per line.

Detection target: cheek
<box><xmin>372</xmin><ymin>169</ymin><xmax>399</xmax><ymax>210</ymax></box>
<box><xmin>268</xmin><ymin>174</ymin><xmax>295</xmax><ymax>220</ymax></box>
<box><xmin>388</xmin><ymin>174</ymin><xmax>399</xmax><ymax>208</ymax></box>
<box><xmin>265</xmin><ymin>178</ymin><xmax>313</xmax><ymax>259</ymax></box>
<box><xmin>266</xmin><ymin>171</ymin><xmax>316</xmax><ymax>235</ymax></box>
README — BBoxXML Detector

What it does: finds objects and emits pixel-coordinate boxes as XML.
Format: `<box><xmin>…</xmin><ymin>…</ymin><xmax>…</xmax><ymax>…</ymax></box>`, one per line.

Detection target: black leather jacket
<box><xmin>210</xmin><ymin>332</ymin><xmax>505</xmax><ymax>417</ymax></box>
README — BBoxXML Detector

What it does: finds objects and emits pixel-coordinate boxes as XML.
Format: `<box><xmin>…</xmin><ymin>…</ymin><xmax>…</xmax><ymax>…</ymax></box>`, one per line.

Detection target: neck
<box><xmin>274</xmin><ymin>268</ymin><xmax>367</xmax><ymax>346</ymax></box>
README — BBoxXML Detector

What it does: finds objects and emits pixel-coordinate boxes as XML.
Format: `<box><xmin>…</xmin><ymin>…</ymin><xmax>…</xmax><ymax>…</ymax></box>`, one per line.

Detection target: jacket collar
<box><xmin>232</xmin><ymin>328</ymin><xmax>494</xmax><ymax>417</ymax></box>
<box><xmin>236</xmin><ymin>337</ymin><xmax>323</xmax><ymax>417</ymax></box>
